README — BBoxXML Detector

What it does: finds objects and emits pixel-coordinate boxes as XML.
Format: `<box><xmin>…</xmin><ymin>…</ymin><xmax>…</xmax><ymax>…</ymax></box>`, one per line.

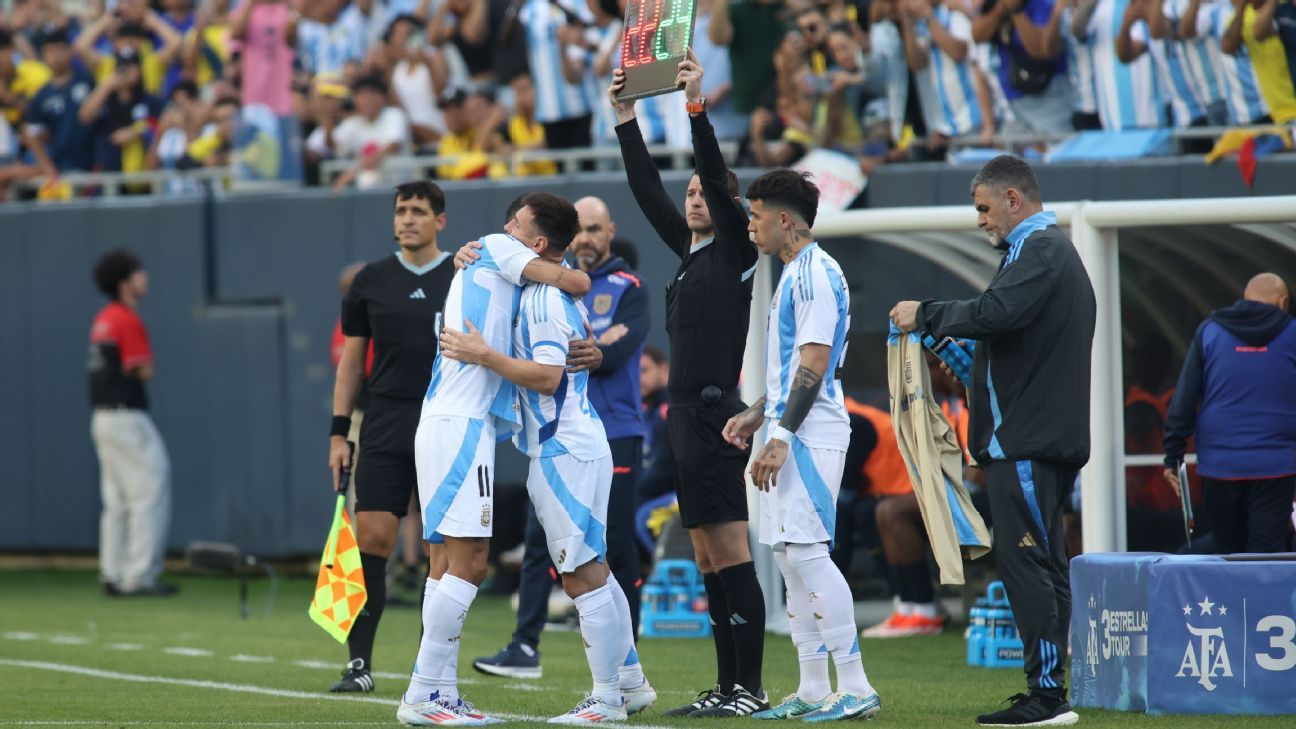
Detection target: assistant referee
<box><xmin>326</xmin><ymin>181</ymin><xmax>455</xmax><ymax>693</ymax></box>
<box><xmin>612</xmin><ymin>55</ymin><xmax>768</xmax><ymax>717</ymax></box>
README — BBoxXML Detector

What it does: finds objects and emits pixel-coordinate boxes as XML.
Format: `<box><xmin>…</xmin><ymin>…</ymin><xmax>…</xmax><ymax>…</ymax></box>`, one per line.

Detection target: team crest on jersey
<box><xmin>481</xmin><ymin>503</ymin><xmax>492</xmax><ymax>527</ymax></box>
<box><xmin>593</xmin><ymin>294</ymin><xmax>613</xmax><ymax>315</ymax></box>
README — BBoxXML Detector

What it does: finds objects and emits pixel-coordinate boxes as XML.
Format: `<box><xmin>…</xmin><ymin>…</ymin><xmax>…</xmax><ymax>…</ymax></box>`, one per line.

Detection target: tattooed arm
<box><xmin>750</xmin><ymin>344</ymin><xmax>830</xmax><ymax>490</ymax></box>
<box><xmin>722</xmin><ymin>396</ymin><xmax>767</xmax><ymax>450</ymax></box>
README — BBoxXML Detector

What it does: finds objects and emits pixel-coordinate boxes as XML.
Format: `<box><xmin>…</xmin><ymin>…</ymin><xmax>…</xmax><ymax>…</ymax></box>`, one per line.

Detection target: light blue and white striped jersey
<box><xmin>519</xmin><ymin>0</ymin><xmax>597</xmax><ymax>124</ymax></box>
<box><xmin>423</xmin><ymin>234</ymin><xmax>538</xmax><ymax>429</ymax></box>
<box><xmin>591</xmin><ymin>20</ymin><xmax>624</xmax><ymax>146</ymax></box>
<box><xmin>512</xmin><ymin>283</ymin><xmax>611</xmax><ymax>461</ymax></box>
<box><xmin>1145</xmin><ymin>23</ymin><xmax>1208</xmax><ymax>126</ymax></box>
<box><xmin>1164</xmin><ymin>0</ymin><xmax>1222</xmax><ymax>106</ymax></box>
<box><xmin>295</xmin><ymin>4</ymin><xmax>368</xmax><ymax>76</ymax></box>
<box><xmin>1063</xmin><ymin>7</ymin><xmax>1100</xmax><ymax>114</ymax></box>
<box><xmin>913</xmin><ymin>7</ymin><xmax>983</xmax><ymax>137</ymax></box>
<box><xmin>762</xmin><ymin>244</ymin><xmax>851</xmax><ymax>452</ymax></box>
<box><xmin>1202</xmin><ymin>1</ymin><xmax>1269</xmax><ymax>123</ymax></box>
<box><xmin>1083</xmin><ymin>0</ymin><xmax>1165</xmax><ymax>129</ymax></box>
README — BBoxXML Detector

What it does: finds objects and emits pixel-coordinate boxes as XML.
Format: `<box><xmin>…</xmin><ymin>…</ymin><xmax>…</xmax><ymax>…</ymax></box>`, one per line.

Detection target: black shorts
<box><xmin>354</xmin><ymin>397</ymin><xmax>421</xmax><ymax>516</ymax></box>
<box><xmin>668</xmin><ymin>400</ymin><xmax>749</xmax><ymax>528</ymax></box>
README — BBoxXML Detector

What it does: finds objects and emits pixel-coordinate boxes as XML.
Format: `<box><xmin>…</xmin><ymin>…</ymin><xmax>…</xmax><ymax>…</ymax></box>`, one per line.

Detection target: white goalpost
<box><xmin>739</xmin><ymin>195</ymin><xmax>1296</xmax><ymax>569</ymax></box>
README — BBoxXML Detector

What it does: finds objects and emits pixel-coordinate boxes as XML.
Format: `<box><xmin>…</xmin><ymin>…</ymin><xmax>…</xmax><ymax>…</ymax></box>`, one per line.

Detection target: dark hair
<box><xmin>37</xmin><ymin>27</ymin><xmax>72</xmax><ymax>48</ymax></box>
<box><xmin>93</xmin><ymin>249</ymin><xmax>143</xmax><ymax>300</ymax></box>
<box><xmin>693</xmin><ymin>169</ymin><xmax>740</xmax><ymax>199</ymax></box>
<box><xmin>394</xmin><ymin>180</ymin><xmax>446</xmax><ymax>215</ymax></box>
<box><xmin>170</xmin><ymin>79</ymin><xmax>199</xmax><ymax>101</ymax></box>
<box><xmin>116</xmin><ymin>23</ymin><xmax>152</xmax><ymax>40</ymax></box>
<box><xmin>610</xmin><ymin>239</ymin><xmax>639</xmax><ymax>270</ymax></box>
<box><xmin>0</xmin><ymin>30</ymin><xmax>13</xmax><ymax>50</ymax></box>
<box><xmin>745</xmin><ymin>169</ymin><xmax>820</xmax><ymax>227</ymax></box>
<box><xmin>213</xmin><ymin>96</ymin><xmax>241</xmax><ymax>111</ymax></box>
<box><xmin>504</xmin><ymin>194</ymin><xmax>527</xmax><ymax>225</ymax></box>
<box><xmin>520</xmin><ymin>192</ymin><xmax>580</xmax><ymax>253</ymax></box>
<box><xmin>352</xmin><ymin>74</ymin><xmax>387</xmax><ymax>95</ymax></box>
<box><xmin>643</xmin><ymin>345</ymin><xmax>667</xmax><ymax>366</ymax></box>
<box><xmin>969</xmin><ymin>154</ymin><xmax>1041</xmax><ymax>203</ymax></box>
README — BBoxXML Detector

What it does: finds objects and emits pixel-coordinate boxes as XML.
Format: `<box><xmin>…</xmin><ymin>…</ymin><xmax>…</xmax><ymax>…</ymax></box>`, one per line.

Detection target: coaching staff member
<box><xmin>326</xmin><ymin>181</ymin><xmax>456</xmax><ymax>693</ymax></box>
<box><xmin>612</xmin><ymin>53</ymin><xmax>768</xmax><ymax>717</ymax></box>
<box><xmin>891</xmin><ymin>155</ymin><xmax>1094</xmax><ymax>727</ymax></box>
<box><xmin>89</xmin><ymin>250</ymin><xmax>175</xmax><ymax>598</ymax></box>
<box><xmin>1164</xmin><ymin>273</ymin><xmax>1295</xmax><ymax>554</ymax></box>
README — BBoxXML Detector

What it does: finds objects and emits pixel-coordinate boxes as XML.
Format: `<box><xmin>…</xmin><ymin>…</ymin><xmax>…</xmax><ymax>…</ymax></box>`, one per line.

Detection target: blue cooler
<box><xmin>640</xmin><ymin>560</ymin><xmax>712</xmax><ymax>638</ymax></box>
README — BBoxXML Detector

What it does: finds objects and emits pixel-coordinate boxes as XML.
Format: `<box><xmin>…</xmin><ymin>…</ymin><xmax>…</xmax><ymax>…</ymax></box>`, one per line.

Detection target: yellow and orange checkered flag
<box><xmin>308</xmin><ymin>493</ymin><xmax>367</xmax><ymax>643</ymax></box>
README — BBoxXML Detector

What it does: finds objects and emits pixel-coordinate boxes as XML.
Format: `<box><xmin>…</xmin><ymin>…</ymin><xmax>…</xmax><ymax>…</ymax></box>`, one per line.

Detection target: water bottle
<box><xmin>966</xmin><ymin>599</ymin><xmax>988</xmax><ymax>666</ymax></box>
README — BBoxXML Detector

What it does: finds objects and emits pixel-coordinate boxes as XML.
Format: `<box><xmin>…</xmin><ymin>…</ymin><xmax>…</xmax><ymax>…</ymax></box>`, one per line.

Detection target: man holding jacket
<box><xmin>1164</xmin><ymin>273</ymin><xmax>1296</xmax><ymax>554</ymax></box>
<box><xmin>891</xmin><ymin>155</ymin><xmax>1094</xmax><ymax>728</ymax></box>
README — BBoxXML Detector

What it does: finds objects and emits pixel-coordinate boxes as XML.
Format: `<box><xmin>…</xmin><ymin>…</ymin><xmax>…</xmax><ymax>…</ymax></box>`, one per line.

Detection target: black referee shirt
<box><xmin>340</xmin><ymin>252</ymin><xmax>455</xmax><ymax>401</ymax></box>
<box><xmin>616</xmin><ymin>113</ymin><xmax>758</xmax><ymax>404</ymax></box>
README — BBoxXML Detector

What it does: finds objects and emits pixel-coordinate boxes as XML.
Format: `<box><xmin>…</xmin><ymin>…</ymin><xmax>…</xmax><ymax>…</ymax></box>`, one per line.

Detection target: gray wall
<box><xmin>4</xmin><ymin>157</ymin><xmax>1292</xmax><ymax>555</ymax></box>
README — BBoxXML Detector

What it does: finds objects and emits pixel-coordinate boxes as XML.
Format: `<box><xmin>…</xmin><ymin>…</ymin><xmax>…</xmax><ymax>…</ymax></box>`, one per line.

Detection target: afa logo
<box><xmin>1176</xmin><ymin>596</ymin><xmax>1233</xmax><ymax>691</ymax></box>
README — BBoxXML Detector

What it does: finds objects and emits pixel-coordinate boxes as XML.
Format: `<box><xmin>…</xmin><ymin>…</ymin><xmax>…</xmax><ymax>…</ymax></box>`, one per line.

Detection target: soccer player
<box><xmin>438</xmin><ymin>192</ymin><xmax>652</xmax><ymax>724</ymax></box>
<box><xmin>613</xmin><ymin>53</ymin><xmax>769</xmax><ymax>718</ymax></box>
<box><xmin>397</xmin><ymin>199</ymin><xmax>592</xmax><ymax>726</ymax></box>
<box><xmin>327</xmin><ymin>181</ymin><xmax>456</xmax><ymax>693</ymax></box>
<box><xmin>722</xmin><ymin>170</ymin><xmax>882</xmax><ymax>723</ymax></box>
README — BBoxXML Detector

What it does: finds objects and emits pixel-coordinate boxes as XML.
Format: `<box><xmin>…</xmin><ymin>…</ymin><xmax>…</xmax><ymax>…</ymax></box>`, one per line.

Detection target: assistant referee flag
<box><xmin>308</xmin><ymin>494</ymin><xmax>367</xmax><ymax>643</ymax></box>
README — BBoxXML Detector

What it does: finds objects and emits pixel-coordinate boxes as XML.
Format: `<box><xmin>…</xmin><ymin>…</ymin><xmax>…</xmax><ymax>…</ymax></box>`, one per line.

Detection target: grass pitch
<box><xmin>0</xmin><ymin>569</ymin><xmax>1284</xmax><ymax>728</ymax></box>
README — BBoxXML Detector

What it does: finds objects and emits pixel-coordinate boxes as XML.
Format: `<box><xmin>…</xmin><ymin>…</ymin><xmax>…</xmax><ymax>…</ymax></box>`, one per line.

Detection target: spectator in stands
<box><xmin>434</xmin><ymin>86</ymin><xmax>501</xmax><ymax>179</ymax></box>
<box><xmin>21</xmin><ymin>28</ymin><xmax>95</xmax><ymax>179</ymax></box>
<box><xmin>521</xmin><ymin>0</ymin><xmax>597</xmax><ymax>150</ymax></box>
<box><xmin>692</xmin><ymin>0</ymin><xmax>745</xmax><ymax>141</ymax></box>
<box><xmin>868</xmin><ymin>0</ymin><xmax>916</xmax><ymax>146</ymax></box>
<box><xmin>900</xmin><ymin>0</ymin><xmax>994</xmax><ymax>157</ymax></box>
<box><xmin>78</xmin><ymin>47</ymin><xmax>163</xmax><ymax>175</ymax></box>
<box><xmin>146</xmin><ymin>80</ymin><xmax>206</xmax><ymax>181</ymax></box>
<box><xmin>1164</xmin><ymin>273</ymin><xmax>1296</xmax><ymax>554</ymax></box>
<box><xmin>1148</xmin><ymin>0</ymin><xmax>1228</xmax><ymax>125</ymax></box>
<box><xmin>1058</xmin><ymin>0</ymin><xmax>1104</xmax><ymax>129</ymax></box>
<box><xmin>503</xmin><ymin>73</ymin><xmax>558</xmax><ymax>176</ymax></box>
<box><xmin>1221</xmin><ymin>0</ymin><xmax>1296</xmax><ymax>124</ymax></box>
<box><xmin>74</xmin><ymin>2</ymin><xmax>182</xmax><ymax>97</ymax></box>
<box><xmin>709</xmin><ymin>0</ymin><xmax>785</xmax><ymax>116</ymax></box>
<box><xmin>0</xmin><ymin>28</ymin><xmax>48</xmax><ymax>170</ymax></box>
<box><xmin>747</xmin><ymin>85</ymin><xmax>817</xmax><ymax>166</ymax></box>
<box><xmin>317</xmin><ymin>74</ymin><xmax>411</xmax><ymax>190</ymax></box>
<box><xmin>158</xmin><ymin>0</ymin><xmax>196</xmax><ymax>96</ymax></box>
<box><xmin>230</xmin><ymin>0</ymin><xmax>295</xmax><ymax>119</ymax></box>
<box><xmin>1072</xmin><ymin>0</ymin><xmax>1166</xmax><ymax>129</ymax></box>
<box><xmin>1118</xmin><ymin>0</ymin><xmax>1214</xmax><ymax>150</ymax></box>
<box><xmin>182</xmin><ymin>0</ymin><xmax>232</xmax><ymax>92</ymax></box>
<box><xmin>177</xmin><ymin>95</ymin><xmax>240</xmax><ymax>168</ymax></box>
<box><xmin>387</xmin><ymin>13</ymin><xmax>448</xmax><ymax>149</ymax></box>
<box><xmin>1180</xmin><ymin>0</ymin><xmax>1271</xmax><ymax>126</ymax></box>
<box><xmin>972</xmin><ymin>0</ymin><xmax>1075</xmax><ymax>136</ymax></box>
<box><xmin>428</xmin><ymin>0</ymin><xmax>493</xmax><ymax>86</ymax></box>
<box><xmin>89</xmin><ymin>249</ymin><xmax>176</xmax><ymax>598</ymax></box>
<box><xmin>302</xmin><ymin>72</ymin><xmax>349</xmax><ymax>184</ymax></box>
<box><xmin>291</xmin><ymin>0</ymin><xmax>368</xmax><ymax>78</ymax></box>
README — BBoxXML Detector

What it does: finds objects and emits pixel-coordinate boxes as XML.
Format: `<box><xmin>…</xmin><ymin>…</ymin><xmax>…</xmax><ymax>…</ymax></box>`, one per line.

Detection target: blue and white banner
<box><xmin>1070</xmin><ymin>553</ymin><xmax>1161</xmax><ymax>711</ymax></box>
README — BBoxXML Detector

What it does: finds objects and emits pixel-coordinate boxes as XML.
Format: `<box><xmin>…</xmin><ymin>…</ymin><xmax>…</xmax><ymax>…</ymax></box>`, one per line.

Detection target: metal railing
<box><xmin>10</xmin><ymin>167</ymin><xmax>300</xmax><ymax>199</ymax></box>
<box><xmin>318</xmin><ymin>141</ymin><xmax>741</xmax><ymax>185</ymax></box>
<box><xmin>947</xmin><ymin>124</ymin><xmax>1291</xmax><ymax>156</ymax></box>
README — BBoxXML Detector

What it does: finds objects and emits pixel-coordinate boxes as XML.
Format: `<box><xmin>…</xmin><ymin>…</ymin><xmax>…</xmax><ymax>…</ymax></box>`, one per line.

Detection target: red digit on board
<box><xmin>621</xmin><ymin>1</ymin><xmax>643</xmax><ymax>68</ymax></box>
<box><xmin>637</xmin><ymin>0</ymin><xmax>662</xmax><ymax>66</ymax></box>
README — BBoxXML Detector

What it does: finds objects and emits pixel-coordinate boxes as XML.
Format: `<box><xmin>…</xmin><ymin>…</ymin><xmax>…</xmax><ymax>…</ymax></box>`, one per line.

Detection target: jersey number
<box><xmin>476</xmin><ymin>465</ymin><xmax>492</xmax><ymax>498</ymax></box>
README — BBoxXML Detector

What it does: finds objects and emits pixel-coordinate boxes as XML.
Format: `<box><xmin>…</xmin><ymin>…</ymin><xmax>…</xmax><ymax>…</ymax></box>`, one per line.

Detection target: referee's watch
<box><xmin>686</xmin><ymin>98</ymin><xmax>707</xmax><ymax>115</ymax></box>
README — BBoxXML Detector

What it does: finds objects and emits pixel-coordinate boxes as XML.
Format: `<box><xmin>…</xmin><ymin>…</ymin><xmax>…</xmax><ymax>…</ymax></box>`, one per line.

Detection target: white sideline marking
<box><xmin>3</xmin><ymin>631</ymin><xmax>40</xmax><ymax>641</ymax></box>
<box><xmin>0</xmin><ymin>659</ymin><xmax>674</xmax><ymax>728</ymax></box>
<box><xmin>8</xmin><ymin>723</ymin><xmax>394</xmax><ymax>727</ymax></box>
<box><xmin>230</xmin><ymin>655</ymin><xmax>275</xmax><ymax>663</ymax></box>
<box><xmin>164</xmin><ymin>647</ymin><xmax>214</xmax><ymax>657</ymax></box>
<box><xmin>106</xmin><ymin>643</ymin><xmax>144</xmax><ymax>651</ymax></box>
<box><xmin>290</xmin><ymin>659</ymin><xmax>335</xmax><ymax>670</ymax></box>
<box><xmin>501</xmin><ymin>682</ymin><xmax>547</xmax><ymax>692</ymax></box>
<box><xmin>47</xmin><ymin>635</ymin><xmax>88</xmax><ymax>645</ymax></box>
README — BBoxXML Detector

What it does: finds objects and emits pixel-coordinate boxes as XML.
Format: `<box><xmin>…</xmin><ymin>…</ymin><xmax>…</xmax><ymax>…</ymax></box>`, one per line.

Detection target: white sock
<box><xmin>404</xmin><ymin>574</ymin><xmax>477</xmax><ymax>704</ymax></box>
<box><xmin>420</xmin><ymin>578</ymin><xmax>461</xmax><ymax>702</ymax></box>
<box><xmin>607</xmin><ymin>576</ymin><xmax>646</xmax><ymax>689</ymax></box>
<box><xmin>774</xmin><ymin>547</ymin><xmax>830</xmax><ymax>703</ymax></box>
<box><xmin>912</xmin><ymin>602</ymin><xmax>937</xmax><ymax>619</ymax></box>
<box><xmin>787</xmin><ymin>543</ymin><xmax>873</xmax><ymax>697</ymax></box>
<box><xmin>574</xmin><ymin>583</ymin><xmax>626</xmax><ymax>705</ymax></box>
<box><xmin>896</xmin><ymin>600</ymin><xmax>914</xmax><ymax>616</ymax></box>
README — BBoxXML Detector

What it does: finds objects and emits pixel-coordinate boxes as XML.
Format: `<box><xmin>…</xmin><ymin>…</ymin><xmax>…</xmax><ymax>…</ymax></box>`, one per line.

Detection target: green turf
<box><xmin>0</xmin><ymin>569</ymin><xmax>1284</xmax><ymax>727</ymax></box>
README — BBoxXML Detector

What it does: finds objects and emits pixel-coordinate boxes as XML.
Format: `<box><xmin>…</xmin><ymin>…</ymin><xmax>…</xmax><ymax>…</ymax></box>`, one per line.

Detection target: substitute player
<box><xmin>327</xmin><ymin>181</ymin><xmax>456</xmax><ymax>692</ymax></box>
<box><xmin>397</xmin><ymin>199</ymin><xmax>592</xmax><ymax>726</ymax></box>
<box><xmin>723</xmin><ymin>170</ymin><xmax>882</xmax><ymax>722</ymax></box>
<box><xmin>613</xmin><ymin>53</ymin><xmax>768</xmax><ymax>717</ymax></box>
<box><xmin>439</xmin><ymin>192</ymin><xmax>653</xmax><ymax>724</ymax></box>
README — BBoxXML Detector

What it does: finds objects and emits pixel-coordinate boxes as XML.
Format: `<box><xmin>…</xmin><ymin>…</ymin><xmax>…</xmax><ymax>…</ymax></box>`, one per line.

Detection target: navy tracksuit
<box><xmin>513</xmin><ymin>256</ymin><xmax>651</xmax><ymax>646</ymax></box>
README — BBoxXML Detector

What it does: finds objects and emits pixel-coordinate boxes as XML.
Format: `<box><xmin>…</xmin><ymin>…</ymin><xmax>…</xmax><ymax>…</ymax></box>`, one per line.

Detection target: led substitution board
<box><xmin>616</xmin><ymin>0</ymin><xmax>698</xmax><ymax>101</ymax></box>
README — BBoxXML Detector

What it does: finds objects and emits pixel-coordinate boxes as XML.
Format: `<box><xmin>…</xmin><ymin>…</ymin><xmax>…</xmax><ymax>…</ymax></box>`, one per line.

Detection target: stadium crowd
<box><xmin>3</xmin><ymin>0</ymin><xmax>1295</xmax><ymax>199</ymax></box>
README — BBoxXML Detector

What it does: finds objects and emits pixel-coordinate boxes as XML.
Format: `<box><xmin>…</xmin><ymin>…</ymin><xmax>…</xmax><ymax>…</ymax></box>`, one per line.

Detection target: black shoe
<box><xmin>691</xmin><ymin>684</ymin><xmax>770</xmax><ymax>717</ymax></box>
<box><xmin>118</xmin><ymin>583</ymin><xmax>179</xmax><ymax>597</ymax></box>
<box><xmin>329</xmin><ymin>658</ymin><xmax>375</xmax><ymax>693</ymax></box>
<box><xmin>661</xmin><ymin>686</ymin><xmax>728</xmax><ymax>717</ymax></box>
<box><xmin>102</xmin><ymin>582</ymin><xmax>121</xmax><ymax>597</ymax></box>
<box><xmin>976</xmin><ymin>692</ymin><xmax>1078</xmax><ymax>726</ymax></box>
<box><xmin>471</xmin><ymin>642</ymin><xmax>542</xmax><ymax>679</ymax></box>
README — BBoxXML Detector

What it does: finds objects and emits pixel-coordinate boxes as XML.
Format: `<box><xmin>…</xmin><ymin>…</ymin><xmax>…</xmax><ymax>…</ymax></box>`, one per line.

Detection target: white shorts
<box><xmin>758</xmin><ymin>439</ymin><xmax>845</xmax><ymax>547</ymax></box>
<box><xmin>527</xmin><ymin>453</ymin><xmax>612</xmax><ymax>573</ymax></box>
<box><xmin>416</xmin><ymin>415</ymin><xmax>497</xmax><ymax>540</ymax></box>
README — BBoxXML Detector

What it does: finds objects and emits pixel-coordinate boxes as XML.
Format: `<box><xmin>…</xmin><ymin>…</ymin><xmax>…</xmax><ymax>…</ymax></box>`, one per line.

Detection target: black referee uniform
<box><xmin>617</xmin><ymin>110</ymin><xmax>766</xmax><ymax>702</ymax></box>
<box><xmin>919</xmin><ymin>220</ymin><xmax>1096</xmax><ymax>700</ymax></box>
<box><xmin>337</xmin><ymin>251</ymin><xmax>454</xmax><ymax>673</ymax></box>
